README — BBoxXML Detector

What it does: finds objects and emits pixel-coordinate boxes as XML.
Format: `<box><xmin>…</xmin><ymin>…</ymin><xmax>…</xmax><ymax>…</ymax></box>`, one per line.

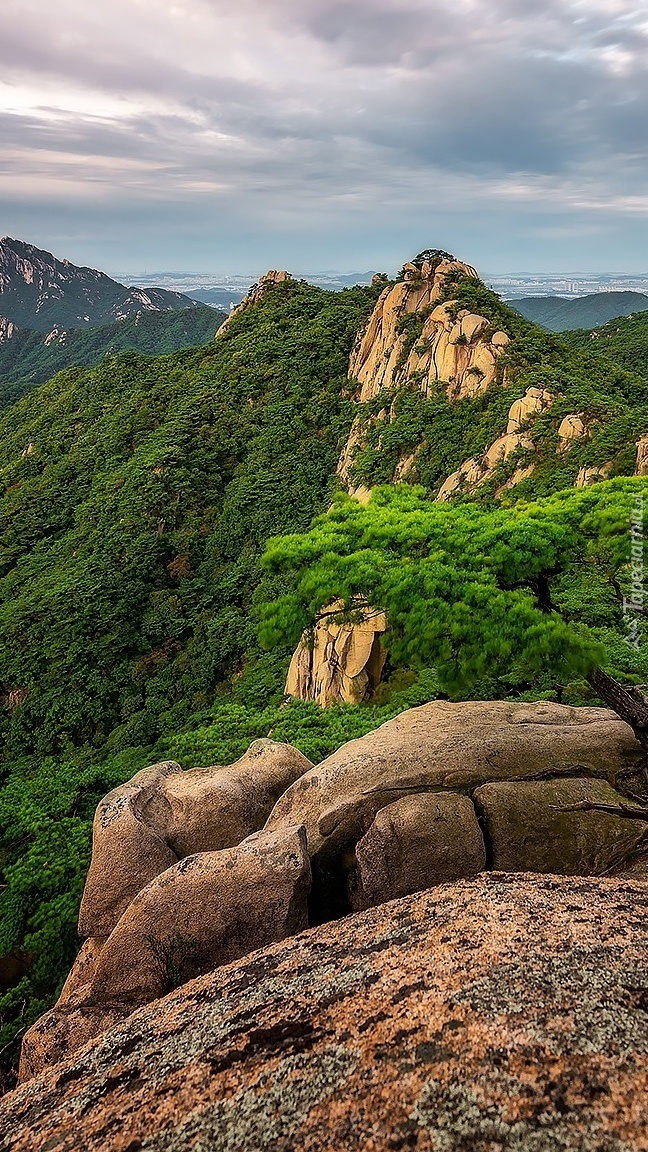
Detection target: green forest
<box><xmin>0</xmin><ymin>306</ymin><xmax>227</xmax><ymax>409</ymax></box>
<box><xmin>0</xmin><ymin>270</ymin><xmax>647</xmax><ymax>1088</ymax></box>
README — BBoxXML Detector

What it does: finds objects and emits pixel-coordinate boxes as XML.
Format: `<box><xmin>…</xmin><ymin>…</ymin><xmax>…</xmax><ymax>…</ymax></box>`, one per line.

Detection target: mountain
<box><xmin>0</xmin><ymin>238</ymin><xmax>198</xmax><ymax>332</ymax></box>
<box><xmin>562</xmin><ymin>308</ymin><xmax>648</xmax><ymax>379</ymax></box>
<box><xmin>508</xmin><ymin>290</ymin><xmax>648</xmax><ymax>331</ymax></box>
<box><xmin>0</xmin><ymin>252</ymin><xmax>646</xmax><ymax>1090</ymax></box>
<box><xmin>0</xmin><ymin>306</ymin><xmax>227</xmax><ymax>408</ymax></box>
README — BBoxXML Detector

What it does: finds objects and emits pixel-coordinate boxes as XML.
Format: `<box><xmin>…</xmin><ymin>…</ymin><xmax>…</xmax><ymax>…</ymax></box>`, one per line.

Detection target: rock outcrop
<box><xmin>347</xmin><ymin>258</ymin><xmax>508</xmax><ymax>406</ymax></box>
<box><xmin>19</xmin><ymin>700</ymin><xmax>647</xmax><ymax>1085</ymax></box>
<box><xmin>266</xmin><ymin>701</ymin><xmax>645</xmax><ymax>889</ymax></box>
<box><xmin>79</xmin><ymin>740</ymin><xmax>311</xmax><ymax>937</ymax></box>
<box><xmin>436</xmin><ymin>384</ymin><xmax>554</xmax><ymax>500</ymax></box>
<box><xmin>349</xmin><ymin>792</ymin><xmax>486</xmax><ymax>910</ymax></box>
<box><xmin>636</xmin><ymin>436</ymin><xmax>648</xmax><ymax>476</ymax></box>
<box><xmin>0</xmin><ymin>316</ymin><xmax>17</xmax><ymax>343</ymax></box>
<box><xmin>20</xmin><ymin>826</ymin><xmax>311</xmax><ymax>1082</ymax></box>
<box><xmin>558</xmin><ymin>412</ymin><xmax>589</xmax><ymax>450</ymax></box>
<box><xmin>285</xmin><ymin>603</ymin><xmax>387</xmax><ymax>706</ymax></box>
<box><xmin>3</xmin><ymin>874</ymin><xmax>648</xmax><ymax>1151</ymax></box>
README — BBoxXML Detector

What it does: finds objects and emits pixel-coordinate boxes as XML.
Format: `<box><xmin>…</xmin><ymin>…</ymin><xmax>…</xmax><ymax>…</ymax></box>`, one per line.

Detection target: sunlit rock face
<box><xmin>285</xmin><ymin>602</ymin><xmax>388</xmax><ymax>707</ymax></box>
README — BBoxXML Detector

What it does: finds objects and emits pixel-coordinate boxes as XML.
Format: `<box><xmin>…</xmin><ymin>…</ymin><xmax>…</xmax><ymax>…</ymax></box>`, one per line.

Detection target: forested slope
<box><xmin>0</xmin><ymin>263</ymin><xmax>647</xmax><ymax>1089</ymax></box>
<box><xmin>562</xmin><ymin>309</ymin><xmax>648</xmax><ymax>379</ymax></box>
<box><xmin>0</xmin><ymin>307</ymin><xmax>227</xmax><ymax>408</ymax></box>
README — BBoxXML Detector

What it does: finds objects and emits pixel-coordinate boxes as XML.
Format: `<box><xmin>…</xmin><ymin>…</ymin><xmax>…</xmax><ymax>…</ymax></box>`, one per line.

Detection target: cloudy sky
<box><xmin>1</xmin><ymin>0</ymin><xmax>647</xmax><ymax>276</ymax></box>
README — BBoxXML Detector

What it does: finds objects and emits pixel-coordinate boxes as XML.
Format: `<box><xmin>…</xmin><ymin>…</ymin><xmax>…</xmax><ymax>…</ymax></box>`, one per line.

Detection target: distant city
<box><xmin>121</xmin><ymin>269</ymin><xmax>648</xmax><ymax>309</ymax></box>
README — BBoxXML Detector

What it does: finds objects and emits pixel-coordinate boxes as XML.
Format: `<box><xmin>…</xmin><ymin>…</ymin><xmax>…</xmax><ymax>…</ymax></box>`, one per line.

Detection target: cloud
<box><xmin>0</xmin><ymin>0</ymin><xmax>647</xmax><ymax>272</ymax></box>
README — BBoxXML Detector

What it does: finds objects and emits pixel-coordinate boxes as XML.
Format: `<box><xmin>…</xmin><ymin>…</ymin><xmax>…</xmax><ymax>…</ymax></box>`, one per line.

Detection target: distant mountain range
<box><xmin>509</xmin><ymin>291</ymin><xmax>648</xmax><ymax>332</ymax></box>
<box><xmin>0</xmin><ymin>237</ymin><xmax>199</xmax><ymax>332</ymax></box>
<box><xmin>0</xmin><ymin>238</ymin><xmax>229</xmax><ymax>405</ymax></box>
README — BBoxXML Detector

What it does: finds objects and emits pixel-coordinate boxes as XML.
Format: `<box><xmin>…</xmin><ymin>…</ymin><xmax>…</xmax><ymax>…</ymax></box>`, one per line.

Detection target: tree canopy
<box><xmin>260</xmin><ymin>479</ymin><xmax>648</xmax><ymax>699</ymax></box>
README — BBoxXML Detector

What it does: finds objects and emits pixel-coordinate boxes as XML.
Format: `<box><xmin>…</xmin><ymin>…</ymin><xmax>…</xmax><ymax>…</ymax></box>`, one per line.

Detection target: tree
<box><xmin>260</xmin><ymin>478</ymin><xmax>648</xmax><ymax>757</ymax></box>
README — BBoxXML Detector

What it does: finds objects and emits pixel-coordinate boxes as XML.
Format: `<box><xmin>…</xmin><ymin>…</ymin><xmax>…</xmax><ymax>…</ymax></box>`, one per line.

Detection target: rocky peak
<box><xmin>217</xmin><ymin>270</ymin><xmax>294</xmax><ymax>334</ymax></box>
<box><xmin>347</xmin><ymin>256</ymin><xmax>506</xmax><ymax>411</ymax></box>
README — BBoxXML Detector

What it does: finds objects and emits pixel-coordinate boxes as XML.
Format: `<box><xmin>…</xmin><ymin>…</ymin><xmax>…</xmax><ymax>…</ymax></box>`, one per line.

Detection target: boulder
<box><xmin>264</xmin><ymin>700</ymin><xmax>644</xmax><ymax>916</ymax></box>
<box><xmin>19</xmin><ymin>826</ymin><xmax>311</xmax><ymax>1081</ymax></box>
<box><xmin>349</xmin><ymin>793</ymin><xmax>486</xmax><ymax>910</ymax></box>
<box><xmin>474</xmin><ymin>777</ymin><xmax>648</xmax><ymax>875</ymax></box>
<box><xmin>505</xmin><ymin>385</ymin><xmax>554</xmax><ymax>433</ymax></box>
<box><xmin>5</xmin><ymin>875</ymin><xmax>648</xmax><ymax>1150</ymax></box>
<box><xmin>87</xmin><ymin>825</ymin><xmax>311</xmax><ymax>1007</ymax></box>
<box><xmin>79</xmin><ymin>740</ymin><xmax>311</xmax><ymax>937</ymax></box>
<box><xmin>78</xmin><ymin>759</ymin><xmax>182</xmax><ymax>938</ymax></box>
<box><xmin>57</xmin><ymin>937</ymin><xmax>106</xmax><ymax>1005</ymax></box>
<box><xmin>558</xmin><ymin>412</ymin><xmax>589</xmax><ymax>448</ymax></box>
<box><xmin>266</xmin><ymin>700</ymin><xmax>644</xmax><ymax>865</ymax></box>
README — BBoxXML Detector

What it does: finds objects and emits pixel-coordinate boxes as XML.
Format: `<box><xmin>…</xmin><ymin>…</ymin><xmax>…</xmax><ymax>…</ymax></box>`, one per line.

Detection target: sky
<box><xmin>1</xmin><ymin>0</ymin><xmax>647</xmax><ymax>277</ymax></box>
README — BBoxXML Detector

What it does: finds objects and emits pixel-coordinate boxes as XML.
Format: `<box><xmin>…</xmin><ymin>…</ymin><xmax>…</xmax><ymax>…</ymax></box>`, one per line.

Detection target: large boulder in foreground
<box><xmin>79</xmin><ymin>739</ymin><xmax>311</xmax><ymax>936</ymax></box>
<box><xmin>19</xmin><ymin>826</ymin><xmax>310</xmax><ymax>1083</ymax></box>
<box><xmin>265</xmin><ymin>700</ymin><xmax>644</xmax><ymax>913</ymax></box>
<box><xmin>475</xmin><ymin>777</ymin><xmax>648</xmax><ymax>875</ymax></box>
<box><xmin>3</xmin><ymin>874</ymin><xmax>647</xmax><ymax>1150</ymax></box>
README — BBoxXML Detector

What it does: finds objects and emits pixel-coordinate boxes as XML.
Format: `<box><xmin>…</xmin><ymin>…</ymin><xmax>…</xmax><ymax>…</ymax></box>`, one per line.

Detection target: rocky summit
<box><xmin>1</xmin><ymin>874</ymin><xmax>647</xmax><ymax>1151</ymax></box>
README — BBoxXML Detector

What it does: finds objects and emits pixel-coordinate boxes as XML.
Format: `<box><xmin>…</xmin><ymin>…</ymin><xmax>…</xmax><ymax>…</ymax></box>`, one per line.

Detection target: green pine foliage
<box><xmin>260</xmin><ymin>479</ymin><xmax>648</xmax><ymax>697</ymax></box>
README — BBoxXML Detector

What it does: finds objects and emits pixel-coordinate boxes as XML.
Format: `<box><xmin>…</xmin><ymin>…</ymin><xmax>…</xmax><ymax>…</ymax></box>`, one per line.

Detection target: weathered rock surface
<box><xmin>3</xmin><ymin>874</ymin><xmax>648</xmax><ymax>1151</ymax></box>
<box><xmin>436</xmin><ymin>385</ymin><xmax>554</xmax><ymax>500</ymax></box>
<box><xmin>79</xmin><ymin>740</ymin><xmax>311</xmax><ymax>937</ymax></box>
<box><xmin>636</xmin><ymin>435</ymin><xmax>648</xmax><ymax>476</ymax></box>
<box><xmin>558</xmin><ymin>412</ymin><xmax>589</xmax><ymax>449</ymax></box>
<box><xmin>285</xmin><ymin>602</ymin><xmax>387</xmax><ymax>706</ymax></box>
<box><xmin>265</xmin><ymin>701</ymin><xmax>645</xmax><ymax>896</ymax></box>
<box><xmin>577</xmin><ymin>461</ymin><xmax>613</xmax><ymax>487</ymax></box>
<box><xmin>20</xmin><ymin>826</ymin><xmax>311</xmax><ymax>1082</ymax></box>
<box><xmin>347</xmin><ymin>258</ymin><xmax>507</xmax><ymax>407</ymax></box>
<box><xmin>474</xmin><ymin>777</ymin><xmax>648</xmax><ymax>875</ymax></box>
<box><xmin>349</xmin><ymin>792</ymin><xmax>486</xmax><ymax>909</ymax></box>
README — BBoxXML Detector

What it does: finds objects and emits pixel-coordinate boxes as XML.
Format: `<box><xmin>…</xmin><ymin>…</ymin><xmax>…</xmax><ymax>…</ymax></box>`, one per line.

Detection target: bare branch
<box><xmin>550</xmin><ymin>800</ymin><xmax>648</xmax><ymax>821</ymax></box>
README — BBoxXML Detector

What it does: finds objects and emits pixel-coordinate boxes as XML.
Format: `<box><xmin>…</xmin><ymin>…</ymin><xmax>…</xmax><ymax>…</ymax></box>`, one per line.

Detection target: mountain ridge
<box><xmin>509</xmin><ymin>289</ymin><xmax>648</xmax><ymax>332</ymax></box>
<box><xmin>0</xmin><ymin>306</ymin><xmax>227</xmax><ymax>409</ymax></box>
<box><xmin>0</xmin><ymin>237</ymin><xmax>199</xmax><ymax>332</ymax></box>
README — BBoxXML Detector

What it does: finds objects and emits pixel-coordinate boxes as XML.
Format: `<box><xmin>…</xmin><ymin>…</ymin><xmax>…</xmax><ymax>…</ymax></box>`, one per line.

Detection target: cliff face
<box><xmin>348</xmin><ymin>257</ymin><xmax>508</xmax><ymax>405</ymax></box>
